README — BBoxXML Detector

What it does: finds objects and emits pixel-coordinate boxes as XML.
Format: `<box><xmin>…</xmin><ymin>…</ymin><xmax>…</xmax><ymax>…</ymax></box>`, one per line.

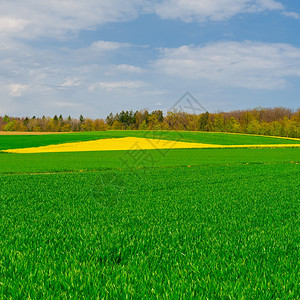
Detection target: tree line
<box><xmin>1</xmin><ymin>107</ymin><xmax>299</xmax><ymax>138</ymax></box>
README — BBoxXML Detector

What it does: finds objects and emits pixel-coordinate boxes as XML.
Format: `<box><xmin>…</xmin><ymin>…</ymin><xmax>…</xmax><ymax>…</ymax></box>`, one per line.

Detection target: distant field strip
<box><xmin>3</xmin><ymin>137</ymin><xmax>300</xmax><ymax>153</ymax></box>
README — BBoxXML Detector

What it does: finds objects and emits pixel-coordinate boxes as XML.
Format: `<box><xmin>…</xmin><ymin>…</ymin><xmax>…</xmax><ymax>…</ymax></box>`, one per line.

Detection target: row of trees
<box><xmin>1</xmin><ymin>107</ymin><xmax>299</xmax><ymax>138</ymax></box>
<box><xmin>0</xmin><ymin>115</ymin><xmax>107</xmax><ymax>132</ymax></box>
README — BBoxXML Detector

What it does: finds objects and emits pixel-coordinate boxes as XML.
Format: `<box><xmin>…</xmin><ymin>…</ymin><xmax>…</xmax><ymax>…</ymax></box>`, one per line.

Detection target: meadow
<box><xmin>0</xmin><ymin>131</ymin><xmax>299</xmax><ymax>298</ymax></box>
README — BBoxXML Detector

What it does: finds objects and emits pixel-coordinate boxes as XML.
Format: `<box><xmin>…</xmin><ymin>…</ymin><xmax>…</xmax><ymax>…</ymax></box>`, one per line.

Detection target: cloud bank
<box><xmin>154</xmin><ymin>0</ymin><xmax>284</xmax><ymax>22</ymax></box>
<box><xmin>155</xmin><ymin>41</ymin><xmax>300</xmax><ymax>89</ymax></box>
<box><xmin>0</xmin><ymin>0</ymin><xmax>291</xmax><ymax>40</ymax></box>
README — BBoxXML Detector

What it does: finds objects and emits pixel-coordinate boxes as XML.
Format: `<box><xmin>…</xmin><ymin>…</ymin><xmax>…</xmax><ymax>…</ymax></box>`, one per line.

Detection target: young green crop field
<box><xmin>0</xmin><ymin>131</ymin><xmax>299</xmax><ymax>298</ymax></box>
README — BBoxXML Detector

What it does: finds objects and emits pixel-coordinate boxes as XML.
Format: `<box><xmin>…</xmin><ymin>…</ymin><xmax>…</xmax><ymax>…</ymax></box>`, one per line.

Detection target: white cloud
<box><xmin>0</xmin><ymin>0</ymin><xmax>147</xmax><ymax>39</ymax></box>
<box><xmin>9</xmin><ymin>84</ymin><xmax>29</xmax><ymax>97</ymax></box>
<box><xmin>65</xmin><ymin>41</ymin><xmax>132</xmax><ymax>61</ymax></box>
<box><xmin>0</xmin><ymin>0</ymin><xmax>287</xmax><ymax>40</ymax></box>
<box><xmin>60</xmin><ymin>78</ymin><xmax>81</xmax><ymax>87</ymax></box>
<box><xmin>55</xmin><ymin>101</ymin><xmax>80</xmax><ymax>108</ymax></box>
<box><xmin>255</xmin><ymin>0</ymin><xmax>283</xmax><ymax>10</ymax></box>
<box><xmin>154</xmin><ymin>0</ymin><xmax>284</xmax><ymax>22</ymax></box>
<box><xmin>281</xmin><ymin>11</ymin><xmax>300</xmax><ymax>19</ymax></box>
<box><xmin>90</xmin><ymin>41</ymin><xmax>131</xmax><ymax>51</ymax></box>
<box><xmin>0</xmin><ymin>17</ymin><xmax>30</xmax><ymax>34</ymax></box>
<box><xmin>154</xmin><ymin>41</ymin><xmax>300</xmax><ymax>89</ymax></box>
<box><xmin>89</xmin><ymin>80</ymin><xmax>146</xmax><ymax>91</ymax></box>
<box><xmin>143</xmin><ymin>90</ymin><xmax>169</xmax><ymax>96</ymax></box>
<box><xmin>108</xmin><ymin>64</ymin><xmax>144</xmax><ymax>74</ymax></box>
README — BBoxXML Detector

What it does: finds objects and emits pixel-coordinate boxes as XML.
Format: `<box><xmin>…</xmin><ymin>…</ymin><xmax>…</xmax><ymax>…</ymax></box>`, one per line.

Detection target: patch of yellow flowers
<box><xmin>3</xmin><ymin>137</ymin><xmax>300</xmax><ymax>153</ymax></box>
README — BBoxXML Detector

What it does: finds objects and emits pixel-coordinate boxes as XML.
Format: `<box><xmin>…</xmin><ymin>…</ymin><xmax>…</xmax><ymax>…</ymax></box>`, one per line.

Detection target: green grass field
<box><xmin>0</xmin><ymin>131</ymin><xmax>299</xmax><ymax>298</ymax></box>
<box><xmin>0</xmin><ymin>148</ymin><xmax>299</xmax><ymax>174</ymax></box>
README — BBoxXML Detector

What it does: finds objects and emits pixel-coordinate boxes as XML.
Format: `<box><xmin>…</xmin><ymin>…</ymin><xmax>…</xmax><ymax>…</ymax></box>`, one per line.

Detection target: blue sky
<box><xmin>1</xmin><ymin>0</ymin><xmax>300</xmax><ymax>118</ymax></box>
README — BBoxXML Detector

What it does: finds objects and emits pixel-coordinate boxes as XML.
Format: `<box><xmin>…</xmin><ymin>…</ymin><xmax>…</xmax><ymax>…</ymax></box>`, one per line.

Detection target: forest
<box><xmin>1</xmin><ymin>107</ymin><xmax>299</xmax><ymax>138</ymax></box>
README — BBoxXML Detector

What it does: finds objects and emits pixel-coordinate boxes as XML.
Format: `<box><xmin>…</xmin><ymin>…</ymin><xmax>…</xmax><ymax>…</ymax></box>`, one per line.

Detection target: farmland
<box><xmin>0</xmin><ymin>131</ymin><xmax>299</xmax><ymax>298</ymax></box>
<box><xmin>1</xmin><ymin>130</ymin><xmax>300</xmax><ymax>151</ymax></box>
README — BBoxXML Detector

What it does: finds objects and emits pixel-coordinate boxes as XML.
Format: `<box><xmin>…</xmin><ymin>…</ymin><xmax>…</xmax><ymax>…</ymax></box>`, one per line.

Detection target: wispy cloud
<box><xmin>154</xmin><ymin>41</ymin><xmax>300</xmax><ymax>90</ymax></box>
<box><xmin>0</xmin><ymin>17</ymin><xmax>30</xmax><ymax>34</ymax></box>
<box><xmin>0</xmin><ymin>0</ymin><xmax>145</xmax><ymax>39</ymax></box>
<box><xmin>55</xmin><ymin>101</ymin><xmax>81</xmax><ymax>108</ymax></box>
<box><xmin>111</xmin><ymin>64</ymin><xmax>144</xmax><ymax>74</ymax></box>
<box><xmin>154</xmin><ymin>0</ymin><xmax>284</xmax><ymax>22</ymax></box>
<box><xmin>0</xmin><ymin>0</ymin><xmax>287</xmax><ymax>41</ymax></box>
<box><xmin>60</xmin><ymin>78</ymin><xmax>81</xmax><ymax>88</ymax></box>
<box><xmin>89</xmin><ymin>80</ymin><xmax>146</xmax><ymax>91</ymax></box>
<box><xmin>9</xmin><ymin>84</ymin><xmax>29</xmax><ymax>97</ymax></box>
<box><xmin>281</xmin><ymin>11</ymin><xmax>300</xmax><ymax>19</ymax></box>
<box><xmin>90</xmin><ymin>41</ymin><xmax>131</xmax><ymax>51</ymax></box>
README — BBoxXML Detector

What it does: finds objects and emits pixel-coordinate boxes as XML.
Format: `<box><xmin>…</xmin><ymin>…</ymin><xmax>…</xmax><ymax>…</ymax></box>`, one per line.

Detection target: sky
<box><xmin>1</xmin><ymin>0</ymin><xmax>300</xmax><ymax>118</ymax></box>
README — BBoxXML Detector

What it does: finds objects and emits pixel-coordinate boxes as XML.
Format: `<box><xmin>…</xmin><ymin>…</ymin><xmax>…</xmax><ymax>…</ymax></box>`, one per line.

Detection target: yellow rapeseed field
<box><xmin>3</xmin><ymin>137</ymin><xmax>300</xmax><ymax>153</ymax></box>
